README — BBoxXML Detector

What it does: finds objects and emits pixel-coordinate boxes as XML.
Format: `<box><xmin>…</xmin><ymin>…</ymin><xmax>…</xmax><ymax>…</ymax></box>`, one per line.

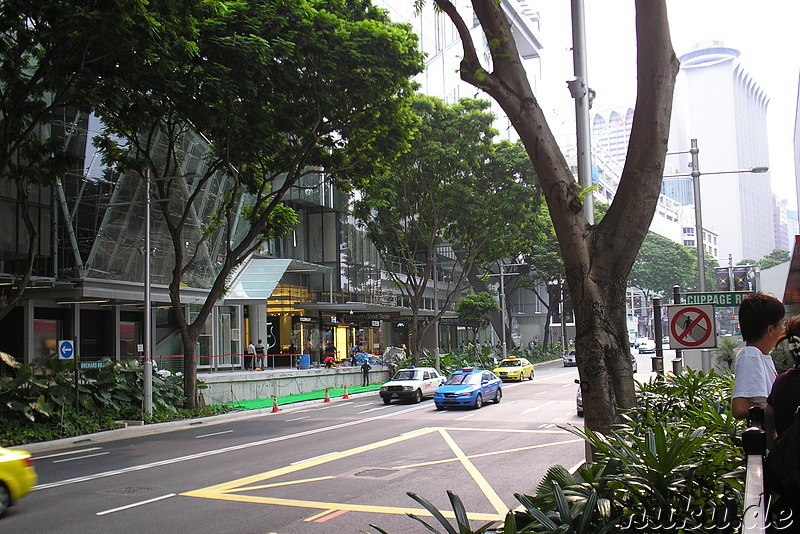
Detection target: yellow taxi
<box><xmin>0</xmin><ymin>447</ymin><xmax>37</xmax><ymax>516</ymax></box>
<box><xmin>492</xmin><ymin>356</ymin><xmax>534</xmax><ymax>381</ymax></box>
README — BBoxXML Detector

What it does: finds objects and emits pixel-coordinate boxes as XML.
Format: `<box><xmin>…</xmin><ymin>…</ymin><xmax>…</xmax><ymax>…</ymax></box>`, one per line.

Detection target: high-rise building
<box><xmin>674</xmin><ymin>43</ymin><xmax>774</xmax><ymax>263</ymax></box>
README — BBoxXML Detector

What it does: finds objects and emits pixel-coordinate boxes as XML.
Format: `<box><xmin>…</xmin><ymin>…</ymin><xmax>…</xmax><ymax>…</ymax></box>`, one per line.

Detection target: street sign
<box><xmin>58</xmin><ymin>339</ymin><xmax>75</xmax><ymax>360</ymax></box>
<box><xmin>681</xmin><ymin>291</ymin><xmax>751</xmax><ymax>306</ymax></box>
<box><xmin>668</xmin><ymin>304</ymin><xmax>717</xmax><ymax>349</ymax></box>
<box><xmin>80</xmin><ymin>361</ymin><xmax>104</xmax><ymax>369</ymax></box>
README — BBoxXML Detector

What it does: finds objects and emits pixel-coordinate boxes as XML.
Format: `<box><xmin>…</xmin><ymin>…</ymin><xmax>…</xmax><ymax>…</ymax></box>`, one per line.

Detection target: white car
<box><xmin>638</xmin><ymin>339</ymin><xmax>656</xmax><ymax>354</ymax></box>
<box><xmin>380</xmin><ymin>367</ymin><xmax>444</xmax><ymax>404</ymax></box>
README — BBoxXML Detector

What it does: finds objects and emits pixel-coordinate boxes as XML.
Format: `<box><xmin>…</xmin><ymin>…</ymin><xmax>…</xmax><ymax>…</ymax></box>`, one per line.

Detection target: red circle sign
<box><xmin>669</xmin><ymin>306</ymin><xmax>713</xmax><ymax>347</ymax></box>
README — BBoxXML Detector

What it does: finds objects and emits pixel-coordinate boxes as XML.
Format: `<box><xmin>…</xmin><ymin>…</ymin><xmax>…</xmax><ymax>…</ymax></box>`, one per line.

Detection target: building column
<box><xmin>247</xmin><ymin>303</ymin><xmax>268</xmax><ymax>347</ymax></box>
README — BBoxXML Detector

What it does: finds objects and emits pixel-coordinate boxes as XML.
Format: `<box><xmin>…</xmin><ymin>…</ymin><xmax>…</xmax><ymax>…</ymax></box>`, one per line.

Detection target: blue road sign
<box><xmin>58</xmin><ymin>340</ymin><xmax>75</xmax><ymax>360</ymax></box>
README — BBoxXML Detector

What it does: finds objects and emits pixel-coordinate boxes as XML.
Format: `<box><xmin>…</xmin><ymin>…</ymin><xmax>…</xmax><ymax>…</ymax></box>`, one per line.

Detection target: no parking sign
<box><xmin>668</xmin><ymin>304</ymin><xmax>717</xmax><ymax>349</ymax></box>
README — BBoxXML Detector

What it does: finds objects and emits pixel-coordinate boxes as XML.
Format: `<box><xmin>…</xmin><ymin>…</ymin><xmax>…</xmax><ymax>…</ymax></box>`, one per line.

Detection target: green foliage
<box><xmin>628</xmin><ymin>232</ymin><xmax>697</xmax><ymax>296</ymax></box>
<box><xmin>455</xmin><ymin>292</ymin><xmax>500</xmax><ymax>338</ymax></box>
<box><xmin>0</xmin><ymin>352</ymin><xmax>224</xmax><ymax>447</ymax></box>
<box><xmin>713</xmin><ymin>336</ymin><xmax>740</xmax><ymax>371</ymax></box>
<box><xmin>738</xmin><ymin>249</ymin><xmax>790</xmax><ymax>271</ymax></box>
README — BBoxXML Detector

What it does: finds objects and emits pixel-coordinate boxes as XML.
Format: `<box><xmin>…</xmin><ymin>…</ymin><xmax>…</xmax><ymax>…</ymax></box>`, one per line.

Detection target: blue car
<box><xmin>434</xmin><ymin>369</ymin><xmax>502</xmax><ymax>409</ymax></box>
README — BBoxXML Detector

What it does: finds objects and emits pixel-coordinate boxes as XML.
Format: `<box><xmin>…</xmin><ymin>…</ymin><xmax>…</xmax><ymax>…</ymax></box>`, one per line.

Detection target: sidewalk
<box><xmin>20</xmin><ymin>384</ymin><xmax>383</xmax><ymax>454</ymax></box>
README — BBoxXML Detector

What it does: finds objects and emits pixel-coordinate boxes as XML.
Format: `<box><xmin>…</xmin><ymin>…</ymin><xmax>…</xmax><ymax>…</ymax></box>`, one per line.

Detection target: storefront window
<box><xmin>33</xmin><ymin>319</ymin><xmax>60</xmax><ymax>360</ymax></box>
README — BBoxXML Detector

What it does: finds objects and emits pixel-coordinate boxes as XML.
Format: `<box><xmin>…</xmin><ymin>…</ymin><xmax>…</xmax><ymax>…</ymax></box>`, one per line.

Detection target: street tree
<box><xmin>0</xmin><ymin>0</ymin><xmax>186</xmax><ymax>321</ymax></box>
<box><xmin>628</xmin><ymin>232</ymin><xmax>696</xmax><ymax>300</ymax></box>
<box><xmin>96</xmin><ymin>0</ymin><xmax>423</xmax><ymax>407</ymax></box>
<box><xmin>427</xmin><ymin>0</ymin><xmax>679</xmax><ymax>432</ymax></box>
<box><xmin>454</xmin><ymin>292</ymin><xmax>499</xmax><ymax>349</ymax></box>
<box><xmin>353</xmin><ymin>95</ymin><xmax>542</xmax><ymax>362</ymax></box>
<box><xmin>747</xmin><ymin>249</ymin><xmax>791</xmax><ymax>271</ymax></box>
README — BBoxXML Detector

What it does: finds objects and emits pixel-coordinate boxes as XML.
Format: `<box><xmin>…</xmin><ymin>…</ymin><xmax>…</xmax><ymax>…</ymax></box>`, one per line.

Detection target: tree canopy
<box><xmin>353</xmin><ymin>94</ymin><xmax>542</xmax><ymax>360</ymax></box>
<box><xmin>628</xmin><ymin>232</ymin><xmax>696</xmax><ymax>297</ymax></box>
<box><xmin>455</xmin><ymin>292</ymin><xmax>499</xmax><ymax>343</ymax></box>
<box><xmin>94</xmin><ymin>0</ymin><xmax>424</xmax><ymax>406</ymax></box>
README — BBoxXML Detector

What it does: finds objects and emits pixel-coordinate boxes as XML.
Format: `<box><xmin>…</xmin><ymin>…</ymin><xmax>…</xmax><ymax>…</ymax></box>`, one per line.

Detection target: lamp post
<box><xmin>487</xmin><ymin>263</ymin><xmax>525</xmax><ymax>360</ymax></box>
<box><xmin>143</xmin><ymin>170</ymin><xmax>153</xmax><ymax>418</ymax></box>
<box><xmin>665</xmin><ymin>138</ymin><xmax>768</xmax><ymax>291</ymax></box>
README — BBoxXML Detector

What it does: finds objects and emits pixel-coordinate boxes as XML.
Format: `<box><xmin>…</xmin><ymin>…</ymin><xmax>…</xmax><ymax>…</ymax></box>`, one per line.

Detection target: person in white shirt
<box><xmin>732</xmin><ymin>292</ymin><xmax>786</xmax><ymax>420</ymax></box>
<box><xmin>246</xmin><ymin>341</ymin><xmax>256</xmax><ymax>371</ymax></box>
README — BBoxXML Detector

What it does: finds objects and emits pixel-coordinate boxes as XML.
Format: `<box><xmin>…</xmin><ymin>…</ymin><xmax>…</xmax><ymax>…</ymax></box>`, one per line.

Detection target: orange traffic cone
<box><xmin>323</xmin><ymin>387</ymin><xmax>331</xmax><ymax>403</ymax></box>
<box><xmin>271</xmin><ymin>396</ymin><xmax>280</xmax><ymax>413</ymax></box>
<box><xmin>342</xmin><ymin>385</ymin><xmax>350</xmax><ymax>399</ymax></box>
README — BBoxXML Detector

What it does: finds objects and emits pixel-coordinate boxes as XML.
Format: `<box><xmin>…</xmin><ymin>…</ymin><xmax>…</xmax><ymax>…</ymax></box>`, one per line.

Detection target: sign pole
<box><xmin>74</xmin><ymin>336</ymin><xmax>80</xmax><ymax>414</ymax></box>
<box><xmin>672</xmin><ymin>285</ymin><xmax>683</xmax><ymax>374</ymax></box>
<box><xmin>652</xmin><ymin>297</ymin><xmax>664</xmax><ymax>376</ymax></box>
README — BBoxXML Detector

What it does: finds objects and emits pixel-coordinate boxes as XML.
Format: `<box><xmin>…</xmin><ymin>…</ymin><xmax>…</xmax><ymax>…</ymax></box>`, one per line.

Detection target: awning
<box><xmin>224</xmin><ymin>256</ymin><xmax>332</xmax><ymax>304</ymax></box>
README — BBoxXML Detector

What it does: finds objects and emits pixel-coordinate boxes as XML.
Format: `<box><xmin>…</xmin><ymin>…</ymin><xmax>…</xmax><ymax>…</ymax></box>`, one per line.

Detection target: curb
<box><xmin>19</xmin><ymin>389</ymin><xmax>379</xmax><ymax>454</ymax></box>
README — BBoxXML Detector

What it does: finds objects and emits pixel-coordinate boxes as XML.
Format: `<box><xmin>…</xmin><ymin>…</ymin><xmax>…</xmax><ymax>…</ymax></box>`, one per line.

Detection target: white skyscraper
<box><xmin>674</xmin><ymin>43</ymin><xmax>774</xmax><ymax>263</ymax></box>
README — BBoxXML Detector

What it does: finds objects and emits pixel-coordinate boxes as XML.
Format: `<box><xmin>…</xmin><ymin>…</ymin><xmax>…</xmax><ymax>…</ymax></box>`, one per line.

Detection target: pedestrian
<box><xmin>245</xmin><ymin>340</ymin><xmax>256</xmax><ymax>371</ymax></box>
<box><xmin>732</xmin><ymin>292</ymin><xmax>785</xmax><ymax>419</ymax></box>
<box><xmin>255</xmin><ymin>338</ymin><xmax>266</xmax><ymax>370</ymax></box>
<box><xmin>350</xmin><ymin>344</ymin><xmax>360</xmax><ymax>367</ymax></box>
<box><xmin>765</xmin><ymin>315</ymin><xmax>800</xmax><ymax>531</ymax></box>
<box><xmin>361</xmin><ymin>359</ymin><xmax>372</xmax><ymax>386</ymax></box>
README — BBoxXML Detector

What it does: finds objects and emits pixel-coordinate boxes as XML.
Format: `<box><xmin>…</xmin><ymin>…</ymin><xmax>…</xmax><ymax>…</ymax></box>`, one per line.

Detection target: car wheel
<box><xmin>413</xmin><ymin>389</ymin><xmax>423</xmax><ymax>404</ymax></box>
<box><xmin>0</xmin><ymin>482</ymin><xmax>10</xmax><ymax>516</ymax></box>
<box><xmin>382</xmin><ymin>396</ymin><xmax>391</xmax><ymax>405</ymax></box>
<box><xmin>494</xmin><ymin>389</ymin><xmax>502</xmax><ymax>404</ymax></box>
<box><xmin>529</xmin><ymin>370</ymin><xmax>534</xmax><ymax>380</ymax></box>
<box><xmin>435</xmin><ymin>404</ymin><xmax>444</xmax><ymax>410</ymax></box>
<box><xmin>577</xmin><ymin>409</ymin><xmax>584</xmax><ymax>417</ymax></box>
<box><xmin>474</xmin><ymin>394</ymin><xmax>483</xmax><ymax>409</ymax></box>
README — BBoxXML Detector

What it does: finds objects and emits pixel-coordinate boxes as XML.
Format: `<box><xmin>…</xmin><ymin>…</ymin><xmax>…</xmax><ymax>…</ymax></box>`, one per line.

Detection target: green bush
<box><xmin>0</xmin><ymin>351</ymin><xmax>228</xmax><ymax>447</ymax></box>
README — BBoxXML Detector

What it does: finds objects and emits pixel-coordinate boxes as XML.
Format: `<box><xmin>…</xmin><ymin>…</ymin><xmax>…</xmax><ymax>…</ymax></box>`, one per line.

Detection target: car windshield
<box><xmin>499</xmin><ymin>360</ymin><xmax>521</xmax><ymax>367</ymax></box>
<box><xmin>392</xmin><ymin>370</ymin><xmax>419</xmax><ymax>381</ymax></box>
<box><xmin>446</xmin><ymin>373</ymin><xmax>481</xmax><ymax>385</ymax></box>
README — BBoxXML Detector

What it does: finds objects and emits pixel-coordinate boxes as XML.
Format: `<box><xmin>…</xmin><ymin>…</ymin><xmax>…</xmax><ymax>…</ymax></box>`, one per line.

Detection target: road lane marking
<box><xmin>437</xmin><ymin>429</ymin><xmax>507</xmax><ymax>515</ymax></box>
<box><xmin>195</xmin><ymin>430</ymin><xmax>234</xmax><ymax>439</ymax></box>
<box><xmin>34</xmin><ymin>403</ymin><xmax>431</xmax><ymax>491</ymax></box>
<box><xmin>521</xmin><ymin>401</ymin><xmax>557</xmax><ymax>414</ymax></box>
<box><xmin>455</xmin><ymin>413</ymin><xmax>476</xmax><ymax>421</ymax></box>
<box><xmin>285</xmin><ymin>416</ymin><xmax>310</xmax><ymax>422</ymax></box>
<box><xmin>52</xmin><ymin>452</ymin><xmax>110</xmax><ymax>463</ymax></box>
<box><xmin>395</xmin><ymin>438</ymin><xmax>583</xmax><ymax>470</ymax></box>
<box><xmin>236</xmin><ymin>476</ymin><xmax>334</xmax><ymax>492</ymax></box>
<box><xmin>305</xmin><ymin>509</ymin><xmax>336</xmax><ymax>522</ymax></box>
<box><xmin>181</xmin><ymin>426</ymin><xmax>508</xmax><ymax>522</ymax></box>
<box><xmin>314</xmin><ymin>510</ymin><xmax>349</xmax><ymax>523</ymax></box>
<box><xmin>96</xmin><ymin>493</ymin><xmax>176</xmax><ymax>516</ymax></box>
<box><xmin>291</xmin><ymin>452</ymin><xmax>339</xmax><ymax>465</ymax></box>
<box><xmin>358</xmin><ymin>405</ymin><xmax>390</xmax><ymax>414</ymax></box>
<box><xmin>34</xmin><ymin>448</ymin><xmax>103</xmax><ymax>460</ymax></box>
<box><xmin>533</xmin><ymin>391</ymin><xmax>547</xmax><ymax>396</ymax></box>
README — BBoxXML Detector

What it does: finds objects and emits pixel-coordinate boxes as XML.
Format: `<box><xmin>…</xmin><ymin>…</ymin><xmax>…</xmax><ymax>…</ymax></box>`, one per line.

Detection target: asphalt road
<box><xmin>4</xmin><ymin>352</ymin><xmax>658</xmax><ymax>533</ymax></box>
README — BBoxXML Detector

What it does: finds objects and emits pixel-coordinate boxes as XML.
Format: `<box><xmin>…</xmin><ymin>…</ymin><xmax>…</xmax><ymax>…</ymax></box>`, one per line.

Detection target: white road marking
<box><xmin>291</xmin><ymin>452</ymin><xmax>339</xmax><ymax>465</ymax></box>
<box><xmin>285</xmin><ymin>416</ymin><xmax>310</xmax><ymax>422</ymax></box>
<box><xmin>34</xmin><ymin>403</ymin><xmax>431</xmax><ymax>490</ymax></box>
<box><xmin>521</xmin><ymin>401</ymin><xmax>557</xmax><ymax>415</ymax></box>
<box><xmin>52</xmin><ymin>452</ymin><xmax>110</xmax><ymax>464</ymax></box>
<box><xmin>195</xmin><ymin>430</ymin><xmax>233</xmax><ymax>439</ymax></box>
<box><xmin>503</xmin><ymin>400</ymin><xmax>516</xmax><ymax>406</ymax></box>
<box><xmin>96</xmin><ymin>493</ymin><xmax>176</xmax><ymax>516</ymax></box>
<box><xmin>455</xmin><ymin>413</ymin><xmax>476</xmax><ymax>421</ymax></box>
<box><xmin>358</xmin><ymin>405</ymin><xmax>390</xmax><ymax>414</ymax></box>
<box><xmin>533</xmin><ymin>391</ymin><xmax>547</xmax><ymax>396</ymax></box>
<box><xmin>34</xmin><ymin>448</ymin><xmax>103</xmax><ymax>460</ymax></box>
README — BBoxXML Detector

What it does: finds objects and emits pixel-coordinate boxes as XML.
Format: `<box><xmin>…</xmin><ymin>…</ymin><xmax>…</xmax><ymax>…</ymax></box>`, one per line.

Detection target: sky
<box><xmin>533</xmin><ymin>1</ymin><xmax>800</xmax><ymax>207</ymax></box>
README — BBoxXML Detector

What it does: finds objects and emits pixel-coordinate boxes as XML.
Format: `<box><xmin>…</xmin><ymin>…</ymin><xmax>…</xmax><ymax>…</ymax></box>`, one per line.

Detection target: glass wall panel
<box><xmin>33</xmin><ymin>319</ymin><xmax>61</xmax><ymax>360</ymax></box>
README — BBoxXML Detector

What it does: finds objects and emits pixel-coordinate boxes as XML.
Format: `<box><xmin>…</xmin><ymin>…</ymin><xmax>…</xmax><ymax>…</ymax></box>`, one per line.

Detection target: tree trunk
<box><xmin>435</xmin><ymin>0</ymin><xmax>678</xmax><ymax>433</ymax></box>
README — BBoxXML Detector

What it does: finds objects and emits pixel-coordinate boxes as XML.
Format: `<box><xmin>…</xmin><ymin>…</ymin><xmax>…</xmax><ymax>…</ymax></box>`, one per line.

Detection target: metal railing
<box><xmin>742</xmin><ymin>406</ymin><xmax>767</xmax><ymax>533</ymax></box>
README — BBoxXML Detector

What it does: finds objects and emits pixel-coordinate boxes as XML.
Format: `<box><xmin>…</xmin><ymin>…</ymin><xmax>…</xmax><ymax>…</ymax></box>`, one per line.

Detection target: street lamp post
<box><xmin>665</xmin><ymin>138</ymin><xmax>768</xmax><ymax>291</ymax></box>
<box><xmin>143</xmin><ymin>170</ymin><xmax>153</xmax><ymax>418</ymax></box>
<box><xmin>487</xmin><ymin>263</ymin><xmax>525</xmax><ymax>360</ymax></box>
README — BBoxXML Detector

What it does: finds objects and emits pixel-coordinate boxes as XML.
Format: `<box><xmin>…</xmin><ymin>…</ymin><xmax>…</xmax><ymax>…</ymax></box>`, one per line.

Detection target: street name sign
<box><xmin>681</xmin><ymin>291</ymin><xmax>751</xmax><ymax>306</ymax></box>
<box><xmin>668</xmin><ymin>304</ymin><xmax>717</xmax><ymax>349</ymax></box>
<box><xmin>80</xmin><ymin>361</ymin><xmax>104</xmax><ymax>369</ymax></box>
